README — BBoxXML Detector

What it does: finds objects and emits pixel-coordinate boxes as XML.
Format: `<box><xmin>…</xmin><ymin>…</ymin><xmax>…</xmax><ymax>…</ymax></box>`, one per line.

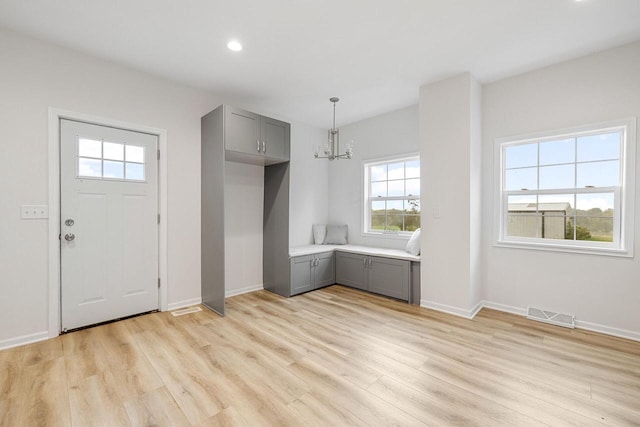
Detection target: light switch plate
<box><xmin>21</xmin><ymin>205</ymin><xmax>49</xmax><ymax>219</ymax></box>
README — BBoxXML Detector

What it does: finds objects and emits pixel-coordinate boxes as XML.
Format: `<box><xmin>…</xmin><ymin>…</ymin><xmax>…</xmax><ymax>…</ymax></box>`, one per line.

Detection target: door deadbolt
<box><xmin>64</xmin><ymin>233</ymin><xmax>75</xmax><ymax>241</ymax></box>
<box><xmin>65</xmin><ymin>219</ymin><xmax>75</xmax><ymax>226</ymax></box>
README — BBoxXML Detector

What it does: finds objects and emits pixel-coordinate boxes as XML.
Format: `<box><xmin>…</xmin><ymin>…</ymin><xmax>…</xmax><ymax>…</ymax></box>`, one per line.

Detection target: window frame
<box><xmin>493</xmin><ymin>118</ymin><xmax>636</xmax><ymax>257</ymax></box>
<box><xmin>362</xmin><ymin>153</ymin><xmax>420</xmax><ymax>239</ymax></box>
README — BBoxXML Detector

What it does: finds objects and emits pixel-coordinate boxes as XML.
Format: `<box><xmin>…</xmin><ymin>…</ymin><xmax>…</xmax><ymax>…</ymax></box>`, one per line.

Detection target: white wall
<box><xmin>481</xmin><ymin>41</ymin><xmax>640</xmax><ymax>338</ymax></box>
<box><xmin>224</xmin><ymin>162</ymin><xmax>264</xmax><ymax>296</ymax></box>
<box><xmin>419</xmin><ymin>73</ymin><xmax>482</xmax><ymax>316</ymax></box>
<box><xmin>289</xmin><ymin>123</ymin><xmax>330</xmax><ymax>247</ymax></box>
<box><xmin>0</xmin><ymin>30</ymin><xmax>221</xmax><ymax>346</ymax></box>
<box><xmin>327</xmin><ymin>105</ymin><xmax>419</xmax><ymax>249</ymax></box>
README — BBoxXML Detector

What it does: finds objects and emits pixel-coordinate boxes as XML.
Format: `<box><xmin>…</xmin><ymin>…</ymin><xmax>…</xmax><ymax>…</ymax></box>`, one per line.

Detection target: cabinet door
<box><xmin>262</xmin><ymin>116</ymin><xmax>290</xmax><ymax>160</ymax></box>
<box><xmin>290</xmin><ymin>255</ymin><xmax>314</xmax><ymax>296</ymax></box>
<box><xmin>335</xmin><ymin>252</ymin><xmax>367</xmax><ymax>291</ymax></box>
<box><xmin>368</xmin><ymin>256</ymin><xmax>410</xmax><ymax>301</ymax></box>
<box><xmin>225</xmin><ymin>106</ymin><xmax>262</xmax><ymax>155</ymax></box>
<box><xmin>314</xmin><ymin>252</ymin><xmax>335</xmax><ymax>289</ymax></box>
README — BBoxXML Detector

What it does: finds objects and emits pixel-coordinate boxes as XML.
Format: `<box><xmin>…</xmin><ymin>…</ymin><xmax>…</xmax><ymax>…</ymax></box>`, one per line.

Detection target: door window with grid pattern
<box><xmin>78</xmin><ymin>138</ymin><xmax>146</xmax><ymax>181</ymax></box>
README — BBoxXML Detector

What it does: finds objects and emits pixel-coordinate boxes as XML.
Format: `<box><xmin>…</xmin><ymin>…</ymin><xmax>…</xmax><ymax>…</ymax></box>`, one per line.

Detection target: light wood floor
<box><xmin>1</xmin><ymin>285</ymin><xmax>640</xmax><ymax>426</ymax></box>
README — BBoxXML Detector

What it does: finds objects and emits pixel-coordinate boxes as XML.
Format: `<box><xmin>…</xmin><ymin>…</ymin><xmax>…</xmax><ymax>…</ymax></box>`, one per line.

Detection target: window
<box><xmin>364</xmin><ymin>155</ymin><xmax>420</xmax><ymax>236</ymax></box>
<box><xmin>495</xmin><ymin>119</ymin><xmax>635</xmax><ymax>256</ymax></box>
<box><xmin>77</xmin><ymin>138</ymin><xmax>146</xmax><ymax>181</ymax></box>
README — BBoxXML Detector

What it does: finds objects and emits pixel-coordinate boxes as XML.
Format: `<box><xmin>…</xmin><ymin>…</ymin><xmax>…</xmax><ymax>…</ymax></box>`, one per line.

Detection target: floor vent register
<box><xmin>527</xmin><ymin>306</ymin><xmax>575</xmax><ymax>329</ymax></box>
<box><xmin>171</xmin><ymin>306</ymin><xmax>203</xmax><ymax>317</ymax></box>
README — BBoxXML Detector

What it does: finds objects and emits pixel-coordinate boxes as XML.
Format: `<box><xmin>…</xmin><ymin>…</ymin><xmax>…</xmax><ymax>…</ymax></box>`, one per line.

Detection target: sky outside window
<box><xmin>504</xmin><ymin>131</ymin><xmax>621</xmax><ymax>210</ymax></box>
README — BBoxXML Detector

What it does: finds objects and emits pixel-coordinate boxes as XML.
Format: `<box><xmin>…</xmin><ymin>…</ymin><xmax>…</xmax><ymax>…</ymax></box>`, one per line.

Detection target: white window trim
<box><xmin>493</xmin><ymin>118</ymin><xmax>636</xmax><ymax>257</ymax></box>
<box><xmin>362</xmin><ymin>152</ymin><xmax>420</xmax><ymax>239</ymax></box>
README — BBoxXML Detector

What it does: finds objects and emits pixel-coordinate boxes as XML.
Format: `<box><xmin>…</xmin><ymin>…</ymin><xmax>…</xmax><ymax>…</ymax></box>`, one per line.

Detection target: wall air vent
<box><xmin>527</xmin><ymin>306</ymin><xmax>575</xmax><ymax>329</ymax></box>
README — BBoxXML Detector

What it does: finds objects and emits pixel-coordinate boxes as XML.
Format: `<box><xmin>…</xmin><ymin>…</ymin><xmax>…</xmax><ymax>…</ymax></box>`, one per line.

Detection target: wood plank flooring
<box><xmin>1</xmin><ymin>285</ymin><xmax>640</xmax><ymax>426</ymax></box>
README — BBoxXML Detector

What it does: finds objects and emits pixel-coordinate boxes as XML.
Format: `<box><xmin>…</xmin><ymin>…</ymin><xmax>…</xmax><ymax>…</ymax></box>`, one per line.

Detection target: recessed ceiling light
<box><xmin>227</xmin><ymin>40</ymin><xmax>243</xmax><ymax>52</ymax></box>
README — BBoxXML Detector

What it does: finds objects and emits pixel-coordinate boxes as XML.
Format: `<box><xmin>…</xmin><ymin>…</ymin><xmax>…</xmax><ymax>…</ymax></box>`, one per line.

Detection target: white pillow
<box><xmin>312</xmin><ymin>224</ymin><xmax>326</xmax><ymax>245</ymax></box>
<box><xmin>405</xmin><ymin>228</ymin><xmax>421</xmax><ymax>255</ymax></box>
<box><xmin>324</xmin><ymin>224</ymin><xmax>348</xmax><ymax>245</ymax></box>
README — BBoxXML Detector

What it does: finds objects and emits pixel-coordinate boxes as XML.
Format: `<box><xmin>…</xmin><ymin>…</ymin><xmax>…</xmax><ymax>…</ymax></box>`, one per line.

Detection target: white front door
<box><xmin>60</xmin><ymin>119</ymin><xmax>159</xmax><ymax>331</ymax></box>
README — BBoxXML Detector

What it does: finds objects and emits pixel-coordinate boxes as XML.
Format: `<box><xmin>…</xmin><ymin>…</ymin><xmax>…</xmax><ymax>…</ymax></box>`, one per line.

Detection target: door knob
<box><xmin>65</xmin><ymin>219</ymin><xmax>74</xmax><ymax>226</ymax></box>
<box><xmin>64</xmin><ymin>233</ymin><xmax>75</xmax><ymax>241</ymax></box>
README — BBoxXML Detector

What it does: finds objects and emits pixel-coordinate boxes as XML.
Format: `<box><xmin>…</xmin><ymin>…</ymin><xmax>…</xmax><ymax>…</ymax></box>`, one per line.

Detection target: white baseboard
<box><xmin>420</xmin><ymin>299</ymin><xmax>480</xmax><ymax>319</ymax></box>
<box><xmin>481</xmin><ymin>300</ymin><xmax>527</xmax><ymax>317</ymax></box>
<box><xmin>420</xmin><ymin>299</ymin><xmax>640</xmax><ymax>342</ymax></box>
<box><xmin>575</xmin><ymin>319</ymin><xmax>640</xmax><ymax>342</ymax></box>
<box><xmin>469</xmin><ymin>300</ymin><xmax>484</xmax><ymax>318</ymax></box>
<box><xmin>226</xmin><ymin>284</ymin><xmax>264</xmax><ymax>298</ymax></box>
<box><xmin>0</xmin><ymin>331</ymin><xmax>49</xmax><ymax>351</ymax></box>
<box><xmin>167</xmin><ymin>285</ymin><xmax>264</xmax><ymax>310</ymax></box>
<box><xmin>167</xmin><ymin>297</ymin><xmax>202</xmax><ymax>311</ymax></box>
<box><xmin>481</xmin><ymin>301</ymin><xmax>640</xmax><ymax>342</ymax></box>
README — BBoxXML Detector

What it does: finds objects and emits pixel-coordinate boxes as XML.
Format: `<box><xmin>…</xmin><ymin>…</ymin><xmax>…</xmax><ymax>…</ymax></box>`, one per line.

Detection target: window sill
<box><xmin>494</xmin><ymin>240</ymin><xmax>633</xmax><ymax>258</ymax></box>
<box><xmin>362</xmin><ymin>231</ymin><xmax>412</xmax><ymax>241</ymax></box>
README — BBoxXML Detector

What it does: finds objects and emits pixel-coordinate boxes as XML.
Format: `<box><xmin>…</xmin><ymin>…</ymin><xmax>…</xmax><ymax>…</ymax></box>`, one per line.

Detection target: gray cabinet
<box><xmin>263</xmin><ymin>162</ymin><xmax>290</xmax><ymax>298</ymax></box>
<box><xmin>225</xmin><ymin>106</ymin><xmax>290</xmax><ymax>164</ymax></box>
<box><xmin>225</xmin><ymin>107</ymin><xmax>261</xmax><ymax>155</ymax></box>
<box><xmin>201</xmin><ymin>104</ymin><xmax>291</xmax><ymax>314</ymax></box>
<box><xmin>368</xmin><ymin>257</ymin><xmax>410</xmax><ymax>301</ymax></box>
<box><xmin>290</xmin><ymin>255</ymin><xmax>314</xmax><ymax>295</ymax></box>
<box><xmin>410</xmin><ymin>262</ymin><xmax>421</xmax><ymax>305</ymax></box>
<box><xmin>262</xmin><ymin>116</ymin><xmax>289</xmax><ymax>160</ymax></box>
<box><xmin>335</xmin><ymin>252</ymin><xmax>410</xmax><ymax>301</ymax></box>
<box><xmin>201</xmin><ymin>107</ymin><xmax>226</xmax><ymax>315</ymax></box>
<box><xmin>335</xmin><ymin>252</ymin><xmax>368</xmax><ymax>291</ymax></box>
<box><xmin>314</xmin><ymin>252</ymin><xmax>336</xmax><ymax>288</ymax></box>
<box><xmin>290</xmin><ymin>252</ymin><xmax>335</xmax><ymax>296</ymax></box>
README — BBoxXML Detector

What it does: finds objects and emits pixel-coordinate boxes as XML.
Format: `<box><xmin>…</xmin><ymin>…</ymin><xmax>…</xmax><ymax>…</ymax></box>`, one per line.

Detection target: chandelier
<box><xmin>314</xmin><ymin>97</ymin><xmax>353</xmax><ymax>160</ymax></box>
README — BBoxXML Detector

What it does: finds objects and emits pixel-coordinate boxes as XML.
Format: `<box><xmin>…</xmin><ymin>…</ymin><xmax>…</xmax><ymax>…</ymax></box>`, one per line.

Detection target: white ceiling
<box><xmin>1</xmin><ymin>0</ymin><xmax>639</xmax><ymax>127</ymax></box>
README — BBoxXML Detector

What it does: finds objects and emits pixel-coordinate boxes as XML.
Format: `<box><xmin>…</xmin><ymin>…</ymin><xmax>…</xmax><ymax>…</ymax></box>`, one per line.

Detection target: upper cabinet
<box><xmin>225</xmin><ymin>107</ymin><xmax>261</xmax><ymax>155</ymax></box>
<box><xmin>224</xmin><ymin>106</ymin><xmax>290</xmax><ymax>165</ymax></box>
<box><xmin>262</xmin><ymin>116</ymin><xmax>289</xmax><ymax>160</ymax></box>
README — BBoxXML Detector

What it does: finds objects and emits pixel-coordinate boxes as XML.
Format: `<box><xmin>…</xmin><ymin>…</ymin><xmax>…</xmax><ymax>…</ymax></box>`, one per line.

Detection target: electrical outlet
<box><xmin>21</xmin><ymin>205</ymin><xmax>49</xmax><ymax>219</ymax></box>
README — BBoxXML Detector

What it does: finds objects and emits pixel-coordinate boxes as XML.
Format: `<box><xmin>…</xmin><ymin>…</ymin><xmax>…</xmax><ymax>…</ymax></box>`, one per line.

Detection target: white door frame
<box><xmin>48</xmin><ymin>107</ymin><xmax>168</xmax><ymax>338</ymax></box>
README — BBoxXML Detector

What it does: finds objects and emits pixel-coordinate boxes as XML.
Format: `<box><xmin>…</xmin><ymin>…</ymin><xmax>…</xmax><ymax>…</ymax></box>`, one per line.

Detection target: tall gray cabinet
<box><xmin>201</xmin><ymin>107</ymin><xmax>226</xmax><ymax>315</ymax></box>
<box><xmin>201</xmin><ymin>105</ymin><xmax>290</xmax><ymax>315</ymax></box>
<box><xmin>263</xmin><ymin>161</ymin><xmax>290</xmax><ymax>297</ymax></box>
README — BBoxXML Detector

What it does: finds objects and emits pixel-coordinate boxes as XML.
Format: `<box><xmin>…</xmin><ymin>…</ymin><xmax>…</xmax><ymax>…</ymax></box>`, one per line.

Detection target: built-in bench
<box><xmin>289</xmin><ymin>245</ymin><xmax>420</xmax><ymax>303</ymax></box>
